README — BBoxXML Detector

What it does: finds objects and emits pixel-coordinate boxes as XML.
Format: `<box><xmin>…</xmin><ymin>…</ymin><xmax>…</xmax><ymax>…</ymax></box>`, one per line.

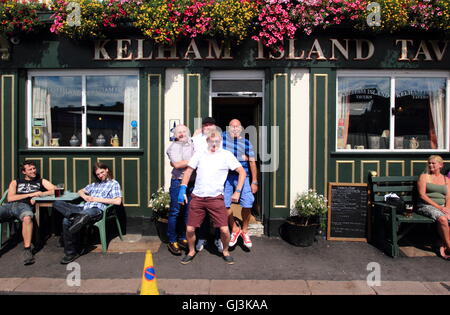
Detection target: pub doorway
<box><xmin>210</xmin><ymin>71</ymin><xmax>264</xmax><ymax>235</ymax></box>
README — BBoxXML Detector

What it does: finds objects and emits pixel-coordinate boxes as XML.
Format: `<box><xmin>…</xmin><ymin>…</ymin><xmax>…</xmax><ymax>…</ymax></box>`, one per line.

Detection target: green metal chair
<box><xmin>0</xmin><ymin>189</ymin><xmax>18</xmax><ymax>247</ymax></box>
<box><xmin>92</xmin><ymin>204</ymin><xmax>124</xmax><ymax>253</ymax></box>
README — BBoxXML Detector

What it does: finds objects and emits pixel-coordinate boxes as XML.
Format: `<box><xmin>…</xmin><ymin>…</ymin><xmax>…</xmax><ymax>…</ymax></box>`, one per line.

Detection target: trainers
<box><xmin>214</xmin><ymin>239</ymin><xmax>223</xmax><ymax>253</ymax></box>
<box><xmin>23</xmin><ymin>247</ymin><xmax>35</xmax><ymax>266</ymax></box>
<box><xmin>223</xmin><ymin>255</ymin><xmax>234</xmax><ymax>265</ymax></box>
<box><xmin>196</xmin><ymin>239</ymin><xmax>207</xmax><ymax>252</ymax></box>
<box><xmin>168</xmin><ymin>242</ymin><xmax>182</xmax><ymax>256</ymax></box>
<box><xmin>229</xmin><ymin>228</ymin><xmax>241</xmax><ymax>247</ymax></box>
<box><xmin>180</xmin><ymin>254</ymin><xmax>195</xmax><ymax>265</ymax></box>
<box><xmin>241</xmin><ymin>231</ymin><xmax>252</xmax><ymax>248</ymax></box>
<box><xmin>60</xmin><ymin>253</ymin><xmax>80</xmax><ymax>265</ymax></box>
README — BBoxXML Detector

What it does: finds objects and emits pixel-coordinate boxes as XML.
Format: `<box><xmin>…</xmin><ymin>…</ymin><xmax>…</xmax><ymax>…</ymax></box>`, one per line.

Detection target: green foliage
<box><xmin>291</xmin><ymin>189</ymin><xmax>328</xmax><ymax>218</ymax></box>
<box><xmin>148</xmin><ymin>187</ymin><xmax>170</xmax><ymax>218</ymax></box>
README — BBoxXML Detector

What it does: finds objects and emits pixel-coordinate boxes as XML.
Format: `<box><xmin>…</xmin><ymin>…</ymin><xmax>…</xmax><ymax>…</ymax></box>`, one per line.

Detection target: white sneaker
<box><xmin>214</xmin><ymin>239</ymin><xmax>223</xmax><ymax>253</ymax></box>
<box><xmin>196</xmin><ymin>239</ymin><xmax>207</xmax><ymax>252</ymax></box>
<box><xmin>241</xmin><ymin>231</ymin><xmax>252</xmax><ymax>248</ymax></box>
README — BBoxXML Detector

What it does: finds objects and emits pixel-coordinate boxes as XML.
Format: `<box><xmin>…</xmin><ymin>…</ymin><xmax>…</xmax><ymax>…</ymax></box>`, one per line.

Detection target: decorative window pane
<box><xmin>395</xmin><ymin>78</ymin><xmax>446</xmax><ymax>150</ymax></box>
<box><xmin>29</xmin><ymin>71</ymin><xmax>139</xmax><ymax>148</ymax></box>
<box><xmin>31</xmin><ymin>76</ymin><xmax>82</xmax><ymax>147</ymax></box>
<box><xmin>337</xmin><ymin>77</ymin><xmax>390</xmax><ymax>150</ymax></box>
<box><xmin>86</xmin><ymin>75</ymin><xmax>139</xmax><ymax>147</ymax></box>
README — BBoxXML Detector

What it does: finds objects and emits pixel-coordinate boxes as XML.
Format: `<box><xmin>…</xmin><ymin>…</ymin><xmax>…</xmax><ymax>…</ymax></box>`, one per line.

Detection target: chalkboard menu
<box><xmin>327</xmin><ymin>183</ymin><xmax>369</xmax><ymax>242</ymax></box>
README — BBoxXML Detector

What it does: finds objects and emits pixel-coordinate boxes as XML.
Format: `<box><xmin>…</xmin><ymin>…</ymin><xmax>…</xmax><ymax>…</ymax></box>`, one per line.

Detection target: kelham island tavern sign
<box><xmin>93</xmin><ymin>38</ymin><xmax>449</xmax><ymax>62</ymax></box>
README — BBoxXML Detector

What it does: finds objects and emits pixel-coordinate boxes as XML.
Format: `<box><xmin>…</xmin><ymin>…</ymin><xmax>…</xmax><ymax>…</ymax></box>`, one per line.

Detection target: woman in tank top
<box><xmin>417</xmin><ymin>155</ymin><xmax>450</xmax><ymax>260</ymax></box>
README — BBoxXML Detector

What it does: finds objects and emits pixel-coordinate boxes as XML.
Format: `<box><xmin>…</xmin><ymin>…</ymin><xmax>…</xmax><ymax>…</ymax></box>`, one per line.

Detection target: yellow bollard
<box><xmin>140</xmin><ymin>250</ymin><xmax>159</xmax><ymax>295</ymax></box>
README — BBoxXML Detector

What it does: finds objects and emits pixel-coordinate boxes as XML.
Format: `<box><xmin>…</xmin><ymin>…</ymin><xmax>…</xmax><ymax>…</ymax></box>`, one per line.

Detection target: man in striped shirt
<box><xmin>223</xmin><ymin>119</ymin><xmax>259</xmax><ymax>249</ymax></box>
<box><xmin>54</xmin><ymin>163</ymin><xmax>122</xmax><ymax>264</ymax></box>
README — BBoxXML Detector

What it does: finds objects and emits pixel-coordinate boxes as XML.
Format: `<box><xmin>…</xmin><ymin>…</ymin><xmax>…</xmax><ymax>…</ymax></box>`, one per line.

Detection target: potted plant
<box><xmin>148</xmin><ymin>187</ymin><xmax>170</xmax><ymax>243</ymax></box>
<box><xmin>283</xmin><ymin>189</ymin><xmax>328</xmax><ymax>247</ymax></box>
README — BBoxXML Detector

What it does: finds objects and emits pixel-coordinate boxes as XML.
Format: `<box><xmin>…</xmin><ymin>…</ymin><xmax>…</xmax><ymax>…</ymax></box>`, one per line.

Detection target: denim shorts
<box><xmin>224</xmin><ymin>174</ymin><xmax>254</xmax><ymax>208</ymax></box>
<box><xmin>0</xmin><ymin>202</ymin><xmax>34</xmax><ymax>221</ymax></box>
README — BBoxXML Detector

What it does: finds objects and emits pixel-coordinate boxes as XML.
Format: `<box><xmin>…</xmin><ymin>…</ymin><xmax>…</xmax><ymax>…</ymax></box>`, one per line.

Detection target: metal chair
<box><xmin>92</xmin><ymin>204</ymin><xmax>124</xmax><ymax>253</ymax></box>
<box><xmin>0</xmin><ymin>189</ymin><xmax>18</xmax><ymax>247</ymax></box>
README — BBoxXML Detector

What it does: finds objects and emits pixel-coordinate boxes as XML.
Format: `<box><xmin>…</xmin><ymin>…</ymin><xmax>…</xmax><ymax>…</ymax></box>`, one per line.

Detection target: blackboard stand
<box><xmin>327</xmin><ymin>182</ymin><xmax>370</xmax><ymax>242</ymax></box>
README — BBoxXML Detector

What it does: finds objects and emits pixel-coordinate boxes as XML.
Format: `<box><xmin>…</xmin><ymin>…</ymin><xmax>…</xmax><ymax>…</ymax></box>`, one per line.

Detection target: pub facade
<box><xmin>0</xmin><ymin>28</ymin><xmax>449</xmax><ymax>235</ymax></box>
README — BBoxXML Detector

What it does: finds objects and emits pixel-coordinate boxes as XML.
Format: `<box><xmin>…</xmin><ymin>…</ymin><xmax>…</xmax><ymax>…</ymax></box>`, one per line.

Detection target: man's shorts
<box><xmin>187</xmin><ymin>194</ymin><xmax>228</xmax><ymax>228</ymax></box>
<box><xmin>224</xmin><ymin>174</ymin><xmax>255</xmax><ymax>208</ymax></box>
<box><xmin>0</xmin><ymin>202</ymin><xmax>34</xmax><ymax>221</ymax></box>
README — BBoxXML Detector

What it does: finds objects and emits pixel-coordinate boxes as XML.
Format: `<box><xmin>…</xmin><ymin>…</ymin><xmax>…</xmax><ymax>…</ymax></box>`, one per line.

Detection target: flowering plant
<box><xmin>50</xmin><ymin>0</ymin><xmax>139</xmax><ymax>39</ymax></box>
<box><xmin>290</xmin><ymin>189</ymin><xmax>328</xmax><ymax>226</ymax></box>
<box><xmin>0</xmin><ymin>0</ymin><xmax>47</xmax><ymax>37</ymax></box>
<box><xmin>148</xmin><ymin>187</ymin><xmax>170</xmax><ymax>219</ymax></box>
<box><xmin>133</xmin><ymin>0</ymin><xmax>260</xmax><ymax>44</ymax></box>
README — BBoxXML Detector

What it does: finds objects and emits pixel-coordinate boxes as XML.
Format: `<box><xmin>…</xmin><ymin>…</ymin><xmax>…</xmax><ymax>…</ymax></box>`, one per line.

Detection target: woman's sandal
<box><xmin>439</xmin><ymin>246</ymin><xmax>450</xmax><ymax>260</ymax></box>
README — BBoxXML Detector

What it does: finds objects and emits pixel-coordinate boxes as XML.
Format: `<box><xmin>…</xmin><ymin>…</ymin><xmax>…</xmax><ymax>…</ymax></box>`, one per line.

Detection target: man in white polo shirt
<box><xmin>177</xmin><ymin>129</ymin><xmax>246</xmax><ymax>264</ymax></box>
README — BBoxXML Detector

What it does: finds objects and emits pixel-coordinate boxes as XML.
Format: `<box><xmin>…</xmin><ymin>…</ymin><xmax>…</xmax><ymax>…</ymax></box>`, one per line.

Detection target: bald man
<box><xmin>222</xmin><ymin>119</ymin><xmax>258</xmax><ymax>249</ymax></box>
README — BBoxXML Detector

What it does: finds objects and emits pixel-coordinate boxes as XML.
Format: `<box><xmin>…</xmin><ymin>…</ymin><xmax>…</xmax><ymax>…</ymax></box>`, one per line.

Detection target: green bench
<box><xmin>368</xmin><ymin>172</ymin><xmax>435</xmax><ymax>258</ymax></box>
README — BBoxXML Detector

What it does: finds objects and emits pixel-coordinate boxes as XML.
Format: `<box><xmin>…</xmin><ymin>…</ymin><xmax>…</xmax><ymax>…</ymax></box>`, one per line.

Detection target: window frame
<box><xmin>336</xmin><ymin>70</ymin><xmax>450</xmax><ymax>153</ymax></box>
<box><xmin>27</xmin><ymin>69</ymin><xmax>140</xmax><ymax>150</ymax></box>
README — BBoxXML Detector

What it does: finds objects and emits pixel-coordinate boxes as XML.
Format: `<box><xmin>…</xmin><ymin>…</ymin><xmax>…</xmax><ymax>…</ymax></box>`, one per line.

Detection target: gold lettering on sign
<box><xmin>329</xmin><ymin>39</ymin><xmax>349</xmax><ymax>61</ymax></box>
<box><xmin>396</xmin><ymin>39</ymin><xmax>413</xmax><ymax>61</ymax></box>
<box><xmin>206</xmin><ymin>40</ymin><xmax>233</xmax><ymax>59</ymax></box>
<box><xmin>94</xmin><ymin>40</ymin><xmax>111</xmax><ymax>60</ymax></box>
<box><xmin>183</xmin><ymin>39</ymin><xmax>202</xmax><ymax>60</ymax></box>
<box><xmin>135</xmin><ymin>39</ymin><xmax>152</xmax><ymax>60</ymax></box>
<box><xmin>413</xmin><ymin>40</ymin><xmax>433</xmax><ymax>61</ymax></box>
<box><xmin>116</xmin><ymin>39</ymin><xmax>133</xmax><ymax>60</ymax></box>
<box><xmin>354</xmin><ymin>39</ymin><xmax>374</xmax><ymax>60</ymax></box>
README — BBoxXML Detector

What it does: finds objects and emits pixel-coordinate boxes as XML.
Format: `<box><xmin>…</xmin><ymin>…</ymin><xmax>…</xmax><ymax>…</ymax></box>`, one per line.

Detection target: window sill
<box><xmin>332</xmin><ymin>150</ymin><xmax>449</xmax><ymax>155</ymax></box>
<box><xmin>20</xmin><ymin>148</ymin><xmax>145</xmax><ymax>154</ymax></box>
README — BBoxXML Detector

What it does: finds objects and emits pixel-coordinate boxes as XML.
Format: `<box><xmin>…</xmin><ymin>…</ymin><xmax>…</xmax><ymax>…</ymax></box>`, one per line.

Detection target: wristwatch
<box><xmin>236</xmin><ymin>189</ymin><xmax>242</xmax><ymax>193</ymax></box>
<box><xmin>252</xmin><ymin>181</ymin><xmax>258</xmax><ymax>185</ymax></box>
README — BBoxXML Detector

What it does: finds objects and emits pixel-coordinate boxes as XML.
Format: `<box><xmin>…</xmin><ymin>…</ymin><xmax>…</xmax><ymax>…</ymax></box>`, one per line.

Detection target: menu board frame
<box><xmin>327</xmin><ymin>182</ymin><xmax>370</xmax><ymax>242</ymax></box>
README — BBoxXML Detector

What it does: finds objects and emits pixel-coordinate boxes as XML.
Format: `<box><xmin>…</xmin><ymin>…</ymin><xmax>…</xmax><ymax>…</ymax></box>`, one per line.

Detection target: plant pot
<box><xmin>154</xmin><ymin>217</ymin><xmax>168</xmax><ymax>244</ymax></box>
<box><xmin>283</xmin><ymin>219</ymin><xmax>319</xmax><ymax>247</ymax></box>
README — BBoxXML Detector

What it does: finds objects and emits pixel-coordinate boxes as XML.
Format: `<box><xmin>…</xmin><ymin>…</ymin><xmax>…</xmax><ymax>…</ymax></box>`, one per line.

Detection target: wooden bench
<box><xmin>368</xmin><ymin>172</ymin><xmax>435</xmax><ymax>258</ymax></box>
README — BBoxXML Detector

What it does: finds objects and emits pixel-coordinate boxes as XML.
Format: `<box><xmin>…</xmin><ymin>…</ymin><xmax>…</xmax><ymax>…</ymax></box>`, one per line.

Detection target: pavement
<box><xmin>0</xmin><ymin>231</ymin><xmax>449</xmax><ymax>295</ymax></box>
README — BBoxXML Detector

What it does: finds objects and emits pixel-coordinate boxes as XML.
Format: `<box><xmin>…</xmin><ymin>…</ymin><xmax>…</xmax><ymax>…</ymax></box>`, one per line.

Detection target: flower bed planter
<box><xmin>154</xmin><ymin>217</ymin><xmax>168</xmax><ymax>244</ymax></box>
<box><xmin>282</xmin><ymin>215</ymin><xmax>320</xmax><ymax>247</ymax></box>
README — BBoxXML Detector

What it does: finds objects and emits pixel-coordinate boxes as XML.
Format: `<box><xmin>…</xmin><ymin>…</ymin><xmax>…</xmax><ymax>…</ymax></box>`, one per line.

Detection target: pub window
<box><xmin>28</xmin><ymin>70</ymin><xmax>139</xmax><ymax>148</ymax></box>
<box><xmin>337</xmin><ymin>72</ymin><xmax>448</xmax><ymax>151</ymax></box>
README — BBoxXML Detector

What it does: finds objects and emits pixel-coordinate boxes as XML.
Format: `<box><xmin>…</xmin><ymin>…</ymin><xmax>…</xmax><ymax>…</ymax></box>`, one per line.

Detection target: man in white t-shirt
<box><xmin>190</xmin><ymin>117</ymin><xmax>223</xmax><ymax>252</ymax></box>
<box><xmin>177</xmin><ymin>130</ymin><xmax>246</xmax><ymax>265</ymax></box>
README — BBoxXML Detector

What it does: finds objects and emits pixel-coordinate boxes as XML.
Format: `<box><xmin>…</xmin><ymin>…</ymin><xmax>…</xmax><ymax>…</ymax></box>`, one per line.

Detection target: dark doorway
<box><xmin>212</xmin><ymin>96</ymin><xmax>263</xmax><ymax>222</ymax></box>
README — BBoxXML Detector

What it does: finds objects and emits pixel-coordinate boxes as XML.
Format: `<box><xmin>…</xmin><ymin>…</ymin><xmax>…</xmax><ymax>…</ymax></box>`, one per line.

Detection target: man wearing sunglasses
<box><xmin>177</xmin><ymin>130</ymin><xmax>246</xmax><ymax>265</ymax></box>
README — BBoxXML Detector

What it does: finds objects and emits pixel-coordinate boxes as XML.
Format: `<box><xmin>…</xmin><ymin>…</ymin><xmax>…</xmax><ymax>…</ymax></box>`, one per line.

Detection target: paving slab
<box><xmin>372</xmin><ymin>281</ymin><xmax>434</xmax><ymax>295</ymax></box>
<box><xmin>210</xmin><ymin>280</ymin><xmax>310</xmax><ymax>295</ymax></box>
<box><xmin>422</xmin><ymin>282</ymin><xmax>450</xmax><ymax>295</ymax></box>
<box><xmin>158</xmin><ymin>279</ymin><xmax>211</xmax><ymax>295</ymax></box>
<box><xmin>77</xmin><ymin>279</ymin><xmax>141</xmax><ymax>294</ymax></box>
<box><xmin>91</xmin><ymin>235</ymin><xmax>161</xmax><ymax>253</ymax></box>
<box><xmin>307</xmin><ymin>280</ymin><xmax>376</xmax><ymax>295</ymax></box>
<box><xmin>400</xmin><ymin>246</ymin><xmax>436</xmax><ymax>258</ymax></box>
<box><xmin>0</xmin><ymin>278</ymin><xmax>27</xmax><ymax>292</ymax></box>
<box><xmin>14</xmin><ymin>277</ymin><xmax>79</xmax><ymax>294</ymax></box>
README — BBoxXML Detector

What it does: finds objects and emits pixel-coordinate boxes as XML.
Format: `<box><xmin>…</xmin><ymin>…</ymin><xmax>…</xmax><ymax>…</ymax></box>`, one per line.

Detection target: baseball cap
<box><xmin>202</xmin><ymin>117</ymin><xmax>216</xmax><ymax>125</ymax></box>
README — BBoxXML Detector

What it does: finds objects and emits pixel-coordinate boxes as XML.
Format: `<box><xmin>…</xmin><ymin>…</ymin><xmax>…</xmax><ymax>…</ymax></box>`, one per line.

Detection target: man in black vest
<box><xmin>0</xmin><ymin>161</ymin><xmax>55</xmax><ymax>265</ymax></box>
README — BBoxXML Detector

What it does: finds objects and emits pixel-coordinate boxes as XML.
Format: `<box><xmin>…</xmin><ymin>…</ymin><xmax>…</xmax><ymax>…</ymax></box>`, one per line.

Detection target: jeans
<box><xmin>53</xmin><ymin>200</ymin><xmax>103</xmax><ymax>255</ymax></box>
<box><xmin>0</xmin><ymin>202</ymin><xmax>34</xmax><ymax>221</ymax></box>
<box><xmin>167</xmin><ymin>179</ymin><xmax>193</xmax><ymax>243</ymax></box>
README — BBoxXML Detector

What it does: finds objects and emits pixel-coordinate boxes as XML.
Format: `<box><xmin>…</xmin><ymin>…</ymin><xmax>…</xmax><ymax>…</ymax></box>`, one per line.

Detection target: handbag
<box><xmin>384</xmin><ymin>193</ymin><xmax>406</xmax><ymax>213</ymax></box>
